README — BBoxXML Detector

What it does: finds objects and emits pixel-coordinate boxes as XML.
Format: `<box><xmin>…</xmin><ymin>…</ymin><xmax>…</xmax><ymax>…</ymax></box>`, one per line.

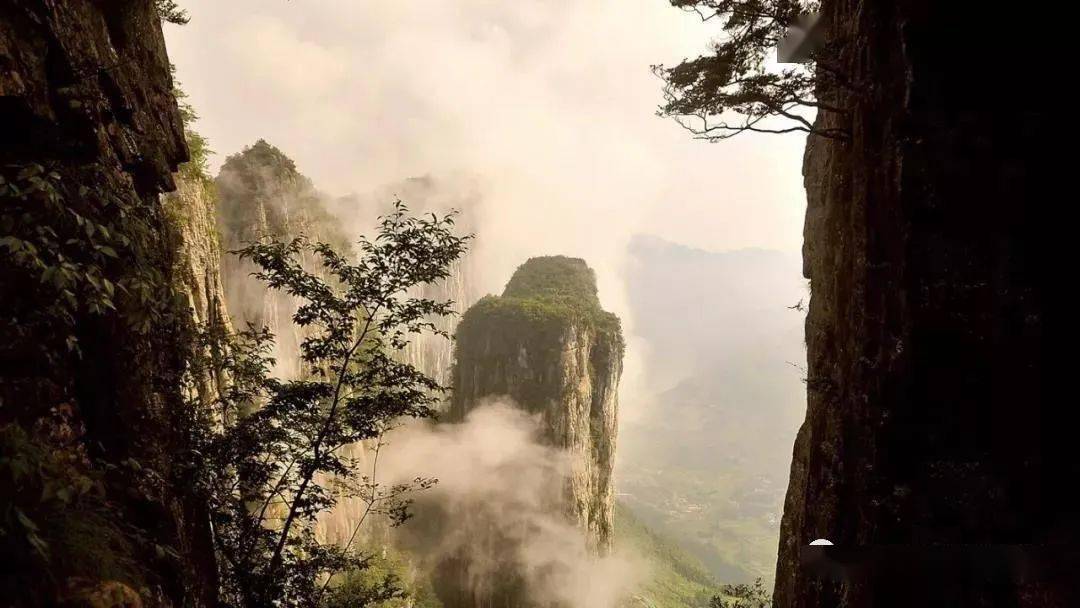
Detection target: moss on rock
<box><xmin>450</xmin><ymin>256</ymin><xmax>623</xmax><ymax>569</ymax></box>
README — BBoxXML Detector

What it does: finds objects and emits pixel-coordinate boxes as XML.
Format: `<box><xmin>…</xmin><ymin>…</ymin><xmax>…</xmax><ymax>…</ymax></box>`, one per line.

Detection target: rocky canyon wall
<box><xmin>211</xmin><ymin>154</ymin><xmax>479</xmax><ymax>544</ymax></box>
<box><xmin>214</xmin><ymin>139</ymin><xmax>348</xmax><ymax>380</ymax></box>
<box><xmin>775</xmin><ymin>2</ymin><xmax>1064</xmax><ymax>607</ymax></box>
<box><xmin>1</xmin><ymin>1</ymin><xmax>217</xmax><ymax>603</ymax></box>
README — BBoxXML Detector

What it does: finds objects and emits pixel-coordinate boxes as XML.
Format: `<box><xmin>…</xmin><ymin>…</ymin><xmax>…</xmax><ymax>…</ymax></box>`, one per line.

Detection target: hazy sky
<box><xmin>165</xmin><ymin>0</ymin><xmax>806</xmax><ymax>291</ymax></box>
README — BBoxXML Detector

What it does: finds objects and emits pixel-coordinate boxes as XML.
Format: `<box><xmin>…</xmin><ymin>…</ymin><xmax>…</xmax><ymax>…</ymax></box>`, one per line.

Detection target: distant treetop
<box><xmin>156</xmin><ymin>0</ymin><xmax>190</xmax><ymax>25</ymax></box>
<box><xmin>456</xmin><ymin>256</ymin><xmax>621</xmax><ymax>352</ymax></box>
<box><xmin>502</xmin><ymin>256</ymin><xmax>601</xmax><ymax>308</ymax></box>
<box><xmin>215</xmin><ymin>140</ymin><xmax>348</xmax><ymax>251</ymax></box>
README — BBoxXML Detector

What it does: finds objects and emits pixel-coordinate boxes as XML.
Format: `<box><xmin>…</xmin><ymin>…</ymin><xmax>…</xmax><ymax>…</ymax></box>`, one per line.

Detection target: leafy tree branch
<box><xmin>655</xmin><ymin>0</ymin><xmax>850</xmax><ymax>141</ymax></box>
<box><xmin>181</xmin><ymin>202</ymin><xmax>470</xmax><ymax>607</ymax></box>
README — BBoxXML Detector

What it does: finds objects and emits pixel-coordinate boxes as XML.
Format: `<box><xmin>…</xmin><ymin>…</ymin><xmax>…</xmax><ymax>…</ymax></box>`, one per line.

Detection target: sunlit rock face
<box><xmin>375</xmin><ymin>176</ymin><xmax>484</xmax><ymax>390</ymax></box>
<box><xmin>775</xmin><ymin>3</ymin><xmax>1065</xmax><ymax>607</ymax></box>
<box><xmin>212</xmin><ymin>159</ymin><xmax>484</xmax><ymax>546</ymax></box>
<box><xmin>165</xmin><ymin>171</ymin><xmax>233</xmax><ymax>404</ymax></box>
<box><xmin>168</xmin><ymin>175</ymin><xmax>231</xmax><ymax>332</ymax></box>
<box><xmin>451</xmin><ymin>256</ymin><xmax>624</xmax><ymax>554</ymax></box>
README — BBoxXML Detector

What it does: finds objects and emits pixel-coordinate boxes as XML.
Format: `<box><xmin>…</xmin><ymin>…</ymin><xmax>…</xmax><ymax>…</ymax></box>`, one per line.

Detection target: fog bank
<box><xmin>380</xmin><ymin>401</ymin><xmax>644</xmax><ymax>608</ymax></box>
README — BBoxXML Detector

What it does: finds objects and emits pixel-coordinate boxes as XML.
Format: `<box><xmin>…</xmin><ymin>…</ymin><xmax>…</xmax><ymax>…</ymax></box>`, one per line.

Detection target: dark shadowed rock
<box><xmin>1</xmin><ymin>2</ymin><xmax>217</xmax><ymax>603</ymax></box>
<box><xmin>775</xmin><ymin>2</ymin><xmax>1067</xmax><ymax>607</ymax></box>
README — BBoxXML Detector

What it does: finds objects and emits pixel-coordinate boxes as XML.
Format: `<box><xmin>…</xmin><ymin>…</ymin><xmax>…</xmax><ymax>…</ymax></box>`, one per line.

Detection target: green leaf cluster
<box><xmin>1</xmin><ymin>163</ymin><xmax>181</xmax><ymax>367</ymax></box>
<box><xmin>654</xmin><ymin>1</ymin><xmax>847</xmax><ymax>141</ymax></box>
<box><xmin>0</xmin><ymin>422</ymin><xmax>165</xmax><ymax>603</ymax></box>
<box><xmin>178</xmin><ymin>201</ymin><xmax>470</xmax><ymax>607</ymax></box>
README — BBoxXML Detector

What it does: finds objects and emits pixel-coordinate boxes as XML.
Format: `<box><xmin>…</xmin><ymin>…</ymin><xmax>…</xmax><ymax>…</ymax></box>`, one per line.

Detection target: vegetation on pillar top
<box><xmin>458</xmin><ymin>256</ymin><xmax>623</xmax><ymax>350</ymax></box>
<box><xmin>502</xmin><ymin>256</ymin><xmax>601</xmax><ymax>306</ymax></box>
<box><xmin>215</xmin><ymin>140</ymin><xmax>348</xmax><ymax>251</ymax></box>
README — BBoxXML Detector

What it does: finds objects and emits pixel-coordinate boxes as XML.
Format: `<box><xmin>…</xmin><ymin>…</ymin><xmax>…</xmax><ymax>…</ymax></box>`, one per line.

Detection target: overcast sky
<box><xmin>165</xmin><ymin>0</ymin><xmax>808</xmax><ymax>396</ymax></box>
<box><xmin>166</xmin><ymin>2</ymin><xmax>812</xmax><ymax>476</ymax></box>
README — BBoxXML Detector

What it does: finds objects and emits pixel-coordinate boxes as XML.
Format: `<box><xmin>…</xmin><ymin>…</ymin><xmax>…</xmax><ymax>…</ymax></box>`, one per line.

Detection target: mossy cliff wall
<box><xmin>775</xmin><ymin>2</ymin><xmax>1065</xmax><ymax>607</ymax></box>
<box><xmin>451</xmin><ymin>256</ymin><xmax>624</xmax><ymax>553</ymax></box>
<box><xmin>1</xmin><ymin>2</ymin><xmax>218</xmax><ymax>604</ymax></box>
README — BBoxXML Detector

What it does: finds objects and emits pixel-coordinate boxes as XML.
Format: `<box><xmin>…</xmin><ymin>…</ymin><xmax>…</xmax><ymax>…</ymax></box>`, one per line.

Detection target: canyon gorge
<box><xmin>1</xmin><ymin>2</ymin><xmax>1066</xmax><ymax>607</ymax></box>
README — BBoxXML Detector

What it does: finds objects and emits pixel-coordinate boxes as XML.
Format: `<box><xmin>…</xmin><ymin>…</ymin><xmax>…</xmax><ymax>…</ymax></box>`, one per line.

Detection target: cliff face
<box><xmin>451</xmin><ymin>256</ymin><xmax>623</xmax><ymax>553</ymax></box>
<box><xmin>164</xmin><ymin>169</ymin><xmax>232</xmax><ymax>405</ymax></box>
<box><xmin>212</xmin><ymin>150</ymin><xmax>482</xmax><ymax>548</ymax></box>
<box><xmin>381</xmin><ymin>176</ymin><xmax>483</xmax><ymax>389</ymax></box>
<box><xmin>214</xmin><ymin>140</ymin><xmax>347</xmax><ymax>380</ymax></box>
<box><xmin>167</xmin><ymin>174</ymin><xmax>230</xmax><ymax>332</ymax></box>
<box><xmin>775</xmin><ymin>2</ymin><xmax>1063</xmax><ymax>607</ymax></box>
<box><xmin>1</xmin><ymin>1</ymin><xmax>217</xmax><ymax>604</ymax></box>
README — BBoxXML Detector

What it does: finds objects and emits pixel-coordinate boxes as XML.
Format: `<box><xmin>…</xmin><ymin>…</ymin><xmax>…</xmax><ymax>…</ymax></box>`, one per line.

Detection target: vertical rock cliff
<box><xmin>212</xmin><ymin>151</ymin><xmax>482</xmax><ymax>546</ymax></box>
<box><xmin>1</xmin><ymin>1</ymin><xmax>217</xmax><ymax>604</ymax></box>
<box><xmin>775</xmin><ymin>2</ymin><xmax>1064</xmax><ymax>607</ymax></box>
<box><xmin>215</xmin><ymin>140</ymin><xmax>348</xmax><ymax>380</ymax></box>
<box><xmin>451</xmin><ymin>256</ymin><xmax>624</xmax><ymax>553</ymax></box>
<box><xmin>167</xmin><ymin>172</ymin><xmax>230</xmax><ymax>333</ymax></box>
<box><xmin>164</xmin><ymin>167</ymin><xmax>232</xmax><ymax>405</ymax></box>
<box><xmin>375</xmin><ymin>175</ymin><xmax>483</xmax><ymax>389</ymax></box>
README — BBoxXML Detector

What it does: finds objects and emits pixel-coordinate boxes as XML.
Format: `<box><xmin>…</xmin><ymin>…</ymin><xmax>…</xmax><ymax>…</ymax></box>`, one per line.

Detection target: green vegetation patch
<box><xmin>502</xmin><ymin>256</ymin><xmax>601</xmax><ymax>306</ymax></box>
<box><xmin>457</xmin><ymin>256</ymin><xmax>623</xmax><ymax>351</ymax></box>
<box><xmin>615</xmin><ymin>502</ymin><xmax>718</xmax><ymax>608</ymax></box>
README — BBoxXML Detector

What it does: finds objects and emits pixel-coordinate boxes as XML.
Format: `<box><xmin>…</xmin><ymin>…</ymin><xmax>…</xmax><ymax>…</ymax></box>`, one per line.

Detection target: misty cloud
<box><xmin>377</xmin><ymin>401</ymin><xmax>644</xmax><ymax>608</ymax></box>
<box><xmin>164</xmin><ymin>0</ymin><xmax>806</xmax><ymax>310</ymax></box>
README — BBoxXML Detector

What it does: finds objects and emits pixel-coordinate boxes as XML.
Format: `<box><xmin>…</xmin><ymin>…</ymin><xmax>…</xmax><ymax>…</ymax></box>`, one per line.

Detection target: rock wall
<box><xmin>1</xmin><ymin>1</ymin><xmax>217</xmax><ymax>604</ymax></box>
<box><xmin>775</xmin><ymin>2</ymin><xmax>1065</xmax><ymax>607</ymax></box>
<box><xmin>451</xmin><ymin>256</ymin><xmax>623</xmax><ymax>553</ymax></box>
<box><xmin>214</xmin><ymin>139</ymin><xmax>348</xmax><ymax>380</ymax></box>
<box><xmin>164</xmin><ymin>169</ymin><xmax>233</xmax><ymax>405</ymax></box>
<box><xmin>212</xmin><ymin>152</ymin><xmax>483</xmax><ymax>551</ymax></box>
<box><xmin>384</xmin><ymin>176</ymin><xmax>483</xmax><ymax>389</ymax></box>
<box><xmin>167</xmin><ymin>174</ymin><xmax>230</xmax><ymax>332</ymax></box>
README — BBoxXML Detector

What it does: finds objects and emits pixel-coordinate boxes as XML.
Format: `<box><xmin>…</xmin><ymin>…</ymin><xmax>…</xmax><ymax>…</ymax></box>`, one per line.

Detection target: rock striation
<box><xmin>214</xmin><ymin>139</ymin><xmax>348</xmax><ymax>380</ymax></box>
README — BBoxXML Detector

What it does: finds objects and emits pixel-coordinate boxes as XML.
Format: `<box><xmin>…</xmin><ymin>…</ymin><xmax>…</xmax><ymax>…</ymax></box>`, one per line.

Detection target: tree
<box><xmin>654</xmin><ymin>1</ymin><xmax>848</xmax><ymax>141</ymax></box>
<box><xmin>183</xmin><ymin>202</ymin><xmax>470</xmax><ymax>607</ymax></box>
<box><xmin>710</xmin><ymin>577</ymin><xmax>772</xmax><ymax>608</ymax></box>
<box><xmin>156</xmin><ymin>1</ymin><xmax>190</xmax><ymax>25</ymax></box>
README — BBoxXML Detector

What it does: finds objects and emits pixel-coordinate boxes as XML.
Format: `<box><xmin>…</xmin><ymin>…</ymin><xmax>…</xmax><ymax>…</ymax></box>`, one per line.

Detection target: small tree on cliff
<box><xmin>654</xmin><ymin>0</ymin><xmax>848</xmax><ymax>141</ymax></box>
<box><xmin>156</xmin><ymin>0</ymin><xmax>190</xmax><ymax>25</ymax></box>
<box><xmin>184</xmin><ymin>202</ymin><xmax>469</xmax><ymax>607</ymax></box>
<box><xmin>711</xmin><ymin>577</ymin><xmax>772</xmax><ymax>607</ymax></box>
